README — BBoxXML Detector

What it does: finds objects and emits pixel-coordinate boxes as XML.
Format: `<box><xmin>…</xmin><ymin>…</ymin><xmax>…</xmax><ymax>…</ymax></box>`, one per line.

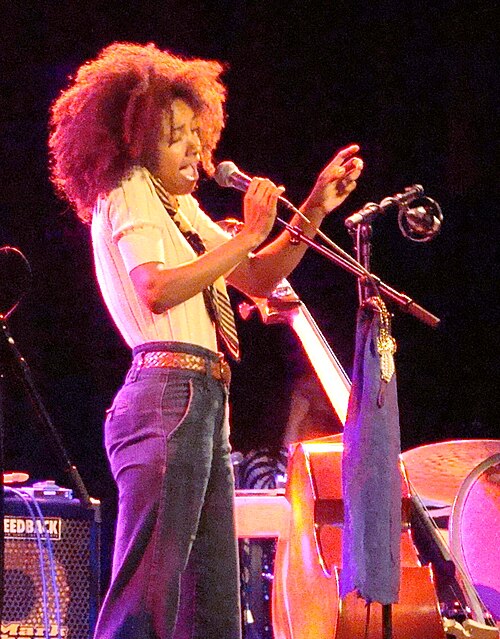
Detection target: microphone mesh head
<box><xmin>214</xmin><ymin>161</ymin><xmax>239</xmax><ymax>187</ymax></box>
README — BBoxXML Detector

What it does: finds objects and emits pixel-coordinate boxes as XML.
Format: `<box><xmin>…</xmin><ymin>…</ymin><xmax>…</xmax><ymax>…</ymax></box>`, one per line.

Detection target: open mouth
<box><xmin>179</xmin><ymin>163</ymin><xmax>199</xmax><ymax>181</ymax></box>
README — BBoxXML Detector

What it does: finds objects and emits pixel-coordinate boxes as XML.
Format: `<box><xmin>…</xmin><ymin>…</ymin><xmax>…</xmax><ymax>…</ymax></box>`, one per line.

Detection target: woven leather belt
<box><xmin>132</xmin><ymin>351</ymin><xmax>231</xmax><ymax>386</ymax></box>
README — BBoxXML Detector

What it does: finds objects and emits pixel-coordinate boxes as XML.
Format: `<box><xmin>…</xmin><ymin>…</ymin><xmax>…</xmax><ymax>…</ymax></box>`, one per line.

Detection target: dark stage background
<box><xmin>1</xmin><ymin>0</ymin><xmax>498</xmax><ymax>587</ymax></box>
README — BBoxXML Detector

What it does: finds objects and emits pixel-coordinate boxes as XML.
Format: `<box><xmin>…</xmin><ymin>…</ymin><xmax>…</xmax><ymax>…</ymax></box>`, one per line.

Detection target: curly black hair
<box><xmin>49</xmin><ymin>42</ymin><xmax>226</xmax><ymax>222</ymax></box>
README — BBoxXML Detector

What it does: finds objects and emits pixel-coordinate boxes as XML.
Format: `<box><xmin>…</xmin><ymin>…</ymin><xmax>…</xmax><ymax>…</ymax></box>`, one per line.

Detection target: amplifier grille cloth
<box><xmin>3</xmin><ymin>516</ymin><xmax>95</xmax><ymax>638</ymax></box>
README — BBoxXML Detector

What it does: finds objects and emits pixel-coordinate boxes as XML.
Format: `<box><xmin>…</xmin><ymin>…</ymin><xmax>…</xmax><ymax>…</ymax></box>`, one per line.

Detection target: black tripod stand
<box><xmin>0</xmin><ymin>246</ymin><xmax>92</xmax><ymax>620</ymax></box>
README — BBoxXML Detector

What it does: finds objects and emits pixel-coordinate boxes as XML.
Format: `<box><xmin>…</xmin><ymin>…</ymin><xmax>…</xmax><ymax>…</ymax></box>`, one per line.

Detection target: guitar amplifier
<box><xmin>2</xmin><ymin>484</ymin><xmax>100</xmax><ymax>639</ymax></box>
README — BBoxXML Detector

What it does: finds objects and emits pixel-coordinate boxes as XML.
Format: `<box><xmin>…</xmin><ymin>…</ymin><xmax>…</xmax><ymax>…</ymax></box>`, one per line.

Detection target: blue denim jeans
<box><xmin>93</xmin><ymin>342</ymin><xmax>241</xmax><ymax>639</ymax></box>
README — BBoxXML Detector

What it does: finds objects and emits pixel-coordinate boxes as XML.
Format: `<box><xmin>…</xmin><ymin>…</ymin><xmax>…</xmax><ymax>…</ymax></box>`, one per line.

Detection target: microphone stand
<box><xmin>275</xmin><ymin>210</ymin><xmax>439</xmax><ymax>639</ymax></box>
<box><xmin>0</xmin><ymin>245</ymin><xmax>94</xmax><ymax>624</ymax></box>
<box><xmin>0</xmin><ymin>315</ymin><xmax>92</xmax><ymax>509</ymax></box>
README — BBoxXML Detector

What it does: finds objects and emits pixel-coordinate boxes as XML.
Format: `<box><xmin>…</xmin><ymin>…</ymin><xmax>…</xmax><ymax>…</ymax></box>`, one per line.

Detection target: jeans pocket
<box><xmin>160</xmin><ymin>374</ymin><xmax>198</xmax><ymax>441</ymax></box>
<box><xmin>104</xmin><ymin>374</ymin><xmax>173</xmax><ymax>455</ymax></box>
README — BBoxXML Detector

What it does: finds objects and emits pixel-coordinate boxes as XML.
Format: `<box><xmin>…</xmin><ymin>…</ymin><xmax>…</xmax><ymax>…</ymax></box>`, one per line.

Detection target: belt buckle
<box><xmin>215</xmin><ymin>354</ymin><xmax>231</xmax><ymax>386</ymax></box>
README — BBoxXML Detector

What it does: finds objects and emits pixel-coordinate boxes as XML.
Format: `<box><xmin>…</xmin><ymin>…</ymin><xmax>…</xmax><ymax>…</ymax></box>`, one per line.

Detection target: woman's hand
<box><xmin>240</xmin><ymin>177</ymin><xmax>285</xmax><ymax>248</ymax></box>
<box><xmin>302</xmin><ymin>144</ymin><xmax>363</xmax><ymax>216</ymax></box>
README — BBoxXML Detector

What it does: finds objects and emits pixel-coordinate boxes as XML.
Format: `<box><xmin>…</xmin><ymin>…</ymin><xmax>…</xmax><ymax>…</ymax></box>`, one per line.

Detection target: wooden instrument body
<box><xmin>234</xmin><ymin>271</ymin><xmax>452</xmax><ymax>637</ymax></box>
<box><xmin>272</xmin><ymin>437</ymin><xmax>446</xmax><ymax>638</ymax></box>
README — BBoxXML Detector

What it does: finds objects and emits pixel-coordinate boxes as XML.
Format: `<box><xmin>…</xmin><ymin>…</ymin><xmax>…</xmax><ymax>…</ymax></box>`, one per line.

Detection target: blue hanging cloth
<box><xmin>340</xmin><ymin>297</ymin><xmax>401</xmax><ymax>605</ymax></box>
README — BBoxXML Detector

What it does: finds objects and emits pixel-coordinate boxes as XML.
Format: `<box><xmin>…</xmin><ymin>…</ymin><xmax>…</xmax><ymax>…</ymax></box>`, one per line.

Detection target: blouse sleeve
<box><xmin>107</xmin><ymin>169</ymin><xmax>166</xmax><ymax>274</ymax></box>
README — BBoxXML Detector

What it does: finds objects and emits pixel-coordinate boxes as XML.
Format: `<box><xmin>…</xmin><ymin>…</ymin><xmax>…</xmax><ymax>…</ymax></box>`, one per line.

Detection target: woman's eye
<box><xmin>168</xmin><ymin>126</ymin><xmax>199</xmax><ymax>145</ymax></box>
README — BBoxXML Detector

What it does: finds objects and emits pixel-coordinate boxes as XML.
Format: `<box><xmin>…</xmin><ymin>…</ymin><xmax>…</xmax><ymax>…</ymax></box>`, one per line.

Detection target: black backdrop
<box><xmin>1</xmin><ymin>0</ymin><xmax>498</xmax><ymax>586</ymax></box>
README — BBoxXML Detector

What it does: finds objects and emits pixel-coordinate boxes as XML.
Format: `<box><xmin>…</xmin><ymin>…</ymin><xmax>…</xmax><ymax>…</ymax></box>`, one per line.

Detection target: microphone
<box><xmin>398</xmin><ymin>198</ymin><xmax>443</xmax><ymax>242</ymax></box>
<box><xmin>344</xmin><ymin>185</ymin><xmax>425</xmax><ymax>229</ymax></box>
<box><xmin>214</xmin><ymin>161</ymin><xmax>300</xmax><ymax>214</ymax></box>
<box><xmin>214</xmin><ymin>161</ymin><xmax>251</xmax><ymax>192</ymax></box>
<box><xmin>404</xmin><ymin>206</ymin><xmax>439</xmax><ymax>233</ymax></box>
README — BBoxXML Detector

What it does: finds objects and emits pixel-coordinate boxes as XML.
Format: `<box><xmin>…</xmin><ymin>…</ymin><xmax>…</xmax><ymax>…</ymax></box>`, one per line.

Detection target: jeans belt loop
<box><xmin>131</xmin><ymin>351</ymin><xmax>145</xmax><ymax>382</ymax></box>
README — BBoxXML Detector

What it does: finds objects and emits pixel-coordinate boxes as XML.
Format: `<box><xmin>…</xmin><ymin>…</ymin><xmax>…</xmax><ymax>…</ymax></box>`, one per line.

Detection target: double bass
<box><xmin>239</xmin><ymin>277</ymin><xmax>498</xmax><ymax>638</ymax></box>
<box><xmin>241</xmin><ymin>279</ymin><xmax>446</xmax><ymax>638</ymax></box>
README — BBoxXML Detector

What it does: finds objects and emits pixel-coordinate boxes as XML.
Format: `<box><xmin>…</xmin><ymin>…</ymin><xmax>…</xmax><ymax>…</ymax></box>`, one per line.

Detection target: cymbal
<box><xmin>401</xmin><ymin>439</ymin><xmax>500</xmax><ymax>505</ymax></box>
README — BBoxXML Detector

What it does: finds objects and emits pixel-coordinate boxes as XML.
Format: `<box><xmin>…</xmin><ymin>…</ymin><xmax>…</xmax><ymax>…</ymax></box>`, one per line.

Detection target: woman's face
<box><xmin>155</xmin><ymin>98</ymin><xmax>202</xmax><ymax>195</ymax></box>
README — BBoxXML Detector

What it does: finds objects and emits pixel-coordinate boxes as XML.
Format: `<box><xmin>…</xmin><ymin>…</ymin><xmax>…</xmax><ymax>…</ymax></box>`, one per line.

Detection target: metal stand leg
<box><xmin>382</xmin><ymin>603</ymin><xmax>393</xmax><ymax>639</ymax></box>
